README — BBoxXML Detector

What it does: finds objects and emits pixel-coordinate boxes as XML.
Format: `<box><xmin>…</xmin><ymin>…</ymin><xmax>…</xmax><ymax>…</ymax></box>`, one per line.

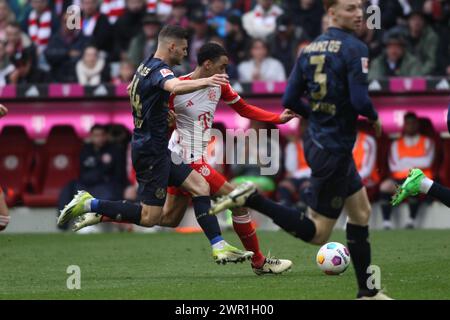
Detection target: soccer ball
<box><xmin>316</xmin><ymin>242</ymin><xmax>351</xmax><ymax>275</ymax></box>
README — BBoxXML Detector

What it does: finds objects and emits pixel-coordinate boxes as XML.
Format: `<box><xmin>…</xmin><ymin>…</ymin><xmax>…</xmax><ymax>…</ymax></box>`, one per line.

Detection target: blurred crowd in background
<box><xmin>0</xmin><ymin>0</ymin><xmax>450</xmax><ymax>86</ymax></box>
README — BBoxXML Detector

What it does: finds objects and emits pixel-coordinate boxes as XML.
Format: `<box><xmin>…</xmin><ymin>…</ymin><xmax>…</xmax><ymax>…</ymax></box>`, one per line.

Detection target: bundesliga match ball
<box><xmin>316</xmin><ymin>242</ymin><xmax>351</xmax><ymax>275</ymax></box>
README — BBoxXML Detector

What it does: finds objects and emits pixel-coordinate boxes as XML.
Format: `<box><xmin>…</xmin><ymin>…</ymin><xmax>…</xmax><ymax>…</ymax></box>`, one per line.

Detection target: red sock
<box><xmin>232</xmin><ymin>213</ymin><xmax>265</xmax><ymax>268</ymax></box>
<box><xmin>100</xmin><ymin>215</ymin><xmax>133</xmax><ymax>224</ymax></box>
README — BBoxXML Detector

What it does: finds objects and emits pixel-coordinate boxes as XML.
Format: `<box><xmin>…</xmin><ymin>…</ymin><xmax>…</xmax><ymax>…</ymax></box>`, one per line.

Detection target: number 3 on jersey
<box><xmin>129</xmin><ymin>75</ymin><xmax>143</xmax><ymax>128</ymax></box>
<box><xmin>310</xmin><ymin>55</ymin><xmax>327</xmax><ymax>100</ymax></box>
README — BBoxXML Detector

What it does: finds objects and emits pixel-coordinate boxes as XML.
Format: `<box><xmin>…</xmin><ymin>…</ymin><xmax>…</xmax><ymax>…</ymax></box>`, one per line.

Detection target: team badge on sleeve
<box><xmin>160</xmin><ymin>69</ymin><xmax>174</xmax><ymax>78</ymax></box>
<box><xmin>361</xmin><ymin>58</ymin><xmax>369</xmax><ymax>74</ymax></box>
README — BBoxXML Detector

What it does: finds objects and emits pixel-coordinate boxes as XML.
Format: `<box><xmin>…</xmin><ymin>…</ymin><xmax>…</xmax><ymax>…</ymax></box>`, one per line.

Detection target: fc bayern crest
<box><xmin>200</xmin><ymin>165</ymin><xmax>211</xmax><ymax>177</ymax></box>
<box><xmin>208</xmin><ymin>88</ymin><xmax>217</xmax><ymax>101</ymax></box>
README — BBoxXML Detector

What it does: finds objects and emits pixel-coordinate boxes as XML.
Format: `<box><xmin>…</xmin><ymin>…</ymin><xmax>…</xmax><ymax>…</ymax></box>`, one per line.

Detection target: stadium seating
<box><xmin>22</xmin><ymin>126</ymin><xmax>82</xmax><ymax>207</ymax></box>
<box><xmin>0</xmin><ymin>126</ymin><xmax>34</xmax><ymax>206</ymax></box>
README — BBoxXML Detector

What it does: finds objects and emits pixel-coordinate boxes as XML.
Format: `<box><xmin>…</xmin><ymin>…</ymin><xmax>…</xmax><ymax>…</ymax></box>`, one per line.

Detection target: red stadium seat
<box><xmin>23</xmin><ymin>126</ymin><xmax>82</xmax><ymax>207</ymax></box>
<box><xmin>0</xmin><ymin>126</ymin><xmax>34</xmax><ymax>206</ymax></box>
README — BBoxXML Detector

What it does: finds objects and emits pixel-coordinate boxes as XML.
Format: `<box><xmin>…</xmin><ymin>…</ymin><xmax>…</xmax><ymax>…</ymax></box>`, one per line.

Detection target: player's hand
<box><xmin>168</xmin><ymin>109</ymin><xmax>176</xmax><ymax>127</ymax></box>
<box><xmin>0</xmin><ymin>104</ymin><xmax>8</xmax><ymax>118</ymax></box>
<box><xmin>370</xmin><ymin>118</ymin><xmax>382</xmax><ymax>137</ymax></box>
<box><xmin>206</xmin><ymin>74</ymin><xmax>229</xmax><ymax>87</ymax></box>
<box><xmin>279</xmin><ymin>109</ymin><xmax>296</xmax><ymax>123</ymax></box>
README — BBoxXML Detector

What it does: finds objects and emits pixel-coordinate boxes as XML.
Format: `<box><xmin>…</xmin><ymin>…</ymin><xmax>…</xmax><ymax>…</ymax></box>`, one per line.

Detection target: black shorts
<box><xmin>132</xmin><ymin>148</ymin><xmax>192</xmax><ymax>206</ymax></box>
<box><xmin>302</xmin><ymin>135</ymin><xmax>363</xmax><ymax>219</ymax></box>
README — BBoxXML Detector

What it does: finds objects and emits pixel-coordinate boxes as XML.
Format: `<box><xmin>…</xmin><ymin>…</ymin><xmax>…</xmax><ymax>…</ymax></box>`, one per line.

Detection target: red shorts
<box><xmin>167</xmin><ymin>160</ymin><xmax>227</xmax><ymax>196</ymax></box>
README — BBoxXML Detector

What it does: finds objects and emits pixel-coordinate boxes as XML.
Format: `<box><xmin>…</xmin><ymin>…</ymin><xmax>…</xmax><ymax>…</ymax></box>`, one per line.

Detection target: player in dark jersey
<box><xmin>392</xmin><ymin>103</ymin><xmax>450</xmax><ymax>208</ymax></box>
<box><xmin>209</xmin><ymin>0</ymin><xmax>392</xmax><ymax>299</ymax></box>
<box><xmin>58</xmin><ymin>25</ymin><xmax>253</xmax><ymax>264</ymax></box>
<box><xmin>0</xmin><ymin>104</ymin><xmax>10</xmax><ymax>231</ymax></box>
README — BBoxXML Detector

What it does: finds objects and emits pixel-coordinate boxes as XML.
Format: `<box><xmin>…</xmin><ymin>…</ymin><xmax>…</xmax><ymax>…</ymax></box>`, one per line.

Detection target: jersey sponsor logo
<box><xmin>361</xmin><ymin>58</ymin><xmax>369</xmax><ymax>74</ymax></box>
<box><xmin>160</xmin><ymin>68</ymin><xmax>174</xmax><ymax>78</ymax></box>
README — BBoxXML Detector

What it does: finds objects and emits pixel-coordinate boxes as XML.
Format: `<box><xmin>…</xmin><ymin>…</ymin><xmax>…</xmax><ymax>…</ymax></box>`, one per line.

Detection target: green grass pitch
<box><xmin>1</xmin><ymin>230</ymin><xmax>449</xmax><ymax>299</ymax></box>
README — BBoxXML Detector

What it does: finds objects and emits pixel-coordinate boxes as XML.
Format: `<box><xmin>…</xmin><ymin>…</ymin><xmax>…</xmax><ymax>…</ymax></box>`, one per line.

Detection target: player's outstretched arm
<box><xmin>0</xmin><ymin>104</ymin><xmax>8</xmax><ymax>118</ymax></box>
<box><xmin>165</xmin><ymin>74</ymin><xmax>229</xmax><ymax>95</ymax></box>
<box><xmin>228</xmin><ymin>98</ymin><xmax>295</xmax><ymax>124</ymax></box>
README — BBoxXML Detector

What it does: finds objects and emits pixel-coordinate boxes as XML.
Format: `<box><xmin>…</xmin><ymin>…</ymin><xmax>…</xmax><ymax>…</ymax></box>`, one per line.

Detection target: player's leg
<box><xmin>345</xmin><ymin>187</ymin><xmax>392</xmax><ymax>300</ymax></box>
<box><xmin>60</xmin><ymin>151</ymin><xmax>169</xmax><ymax>228</ymax></box>
<box><xmin>392</xmin><ymin>168</ymin><xmax>450</xmax><ymax>208</ymax></box>
<box><xmin>215</xmin><ymin>181</ymin><xmax>292</xmax><ymax>274</ymax></box>
<box><xmin>158</xmin><ymin>189</ymin><xmax>190</xmax><ymax>227</ymax></box>
<box><xmin>0</xmin><ymin>187</ymin><xmax>10</xmax><ymax>231</ymax></box>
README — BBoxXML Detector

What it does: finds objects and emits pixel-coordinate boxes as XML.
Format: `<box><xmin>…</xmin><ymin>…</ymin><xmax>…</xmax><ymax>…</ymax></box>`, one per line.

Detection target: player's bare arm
<box><xmin>164</xmin><ymin>74</ymin><xmax>229</xmax><ymax>95</ymax></box>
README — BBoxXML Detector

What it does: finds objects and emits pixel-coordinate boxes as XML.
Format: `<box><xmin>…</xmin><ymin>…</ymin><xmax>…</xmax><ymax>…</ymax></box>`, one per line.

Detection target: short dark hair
<box><xmin>158</xmin><ymin>25</ymin><xmax>189</xmax><ymax>42</ymax></box>
<box><xmin>90</xmin><ymin>124</ymin><xmax>105</xmax><ymax>133</ymax></box>
<box><xmin>197</xmin><ymin>42</ymin><xmax>227</xmax><ymax>66</ymax></box>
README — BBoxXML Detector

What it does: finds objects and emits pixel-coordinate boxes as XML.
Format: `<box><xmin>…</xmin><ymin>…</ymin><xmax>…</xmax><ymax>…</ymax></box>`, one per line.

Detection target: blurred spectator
<box><xmin>238</xmin><ymin>38</ymin><xmax>285</xmax><ymax>82</ymax></box>
<box><xmin>44</xmin><ymin>13</ymin><xmax>89</xmax><ymax>83</ymax></box>
<box><xmin>114</xmin><ymin>0</ymin><xmax>147</xmax><ymax>61</ymax></box>
<box><xmin>379</xmin><ymin>112</ymin><xmax>435</xmax><ymax>229</ymax></box>
<box><xmin>100</xmin><ymin>0</ymin><xmax>126</xmax><ymax>24</ymax></box>
<box><xmin>80</xmin><ymin>0</ymin><xmax>114</xmax><ymax>58</ymax></box>
<box><xmin>406</xmin><ymin>10</ymin><xmax>439</xmax><ymax>75</ymax></box>
<box><xmin>352</xmin><ymin>129</ymin><xmax>379</xmax><ymax>190</ymax></box>
<box><xmin>0</xmin><ymin>0</ymin><xmax>15</xmax><ymax>42</ymax></box>
<box><xmin>282</xmin><ymin>0</ymin><xmax>324</xmax><ymax>41</ymax></box>
<box><xmin>127</xmin><ymin>13</ymin><xmax>160</xmax><ymax>67</ymax></box>
<box><xmin>5</xmin><ymin>22</ymin><xmax>36</xmax><ymax>73</ymax></box>
<box><xmin>369</xmin><ymin>30</ymin><xmax>423</xmax><ymax>81</ymax></box>
<box><xmin>267</xmin><ymin>14</ymin><xmax>301</xmax><ymax>75</ymax></box>
<box><xmin>57</xmin><ymin>124</ymin><xmax>127</xmax><ymax>230</ymax></box>
<box><xmin>8</xmin><ymin>45</ymin><xmax>50</xmax><ymax>84</ymax></box>
<box><xmin>165</xmin><ymin>0</ymin><xmax>189</xmax><ymax>28</ymax></box>
<box><xmin>0</xmin><ymin>40</ymin><xmax>15</xmax><ymax>85</ymax></box>
<box><xmin>76</xmin><ymin>46</ymin><xmax>110</xmax><ymax>86</ymax></box>
<box><xmin>207</xmin><ymin>0</ymin><xmax>229</xmax><ymax>38</ymax></box>
<box><xmin>232</xmin><ymin>0</ymin><xmax>257</xmax><ymax>14</ymax></box>
<box><xmin>188</xmin><ymin>9</ymin><xmax>218</xmax><ymax>69</ymax></box>
<box><xmin>242</xmin><ymin>0</ymin><xmax>283</xmax><ymax>40</ymax></box>
<box><xmin>225</xmin><ymin>14</ymin><xmax>250</xmax><ymax>67</ymax></box>
<box><xmin>276</xmin><ymin>119</ymin><xmax>311</xmax><ymax>208</ymax></box>
<box><xmin>112</xmin><ymin>59</ymin><xmax>135</xmax><ymax>84</ymax></box>
<box><xmin>23</xmin><ymin>0</ymin><xmax>59</xmax><ymax>58</ymax></box>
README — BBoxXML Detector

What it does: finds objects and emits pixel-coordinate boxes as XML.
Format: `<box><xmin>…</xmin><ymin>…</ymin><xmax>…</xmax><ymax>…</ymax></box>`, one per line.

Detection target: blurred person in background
<box><xmin>8</xmin><ymin>45</ymin><xmax>50</xmax><ymax>84</ymax></box>
<box><xmin>207</xmin><ymin>0</ymin><xmax>230</xmax><ymax>38</ymax></box>
<box><xmin>0</xmin><ymin>0</ymin><xmax>15</xmax><ymax>42</ymax></box>
<box><xmin>276</xmin><ymin>118</ymin><xmax>311</xmax><ymax>209</ymax></box>
<box><xmin>0</xmin><ymin>40</ymin><xmax>15</xmax><ymax>85</ymax></box>
<box><xmin>76</xmin><ymin>45</ymin><xmax>110</xmax><ymax>85</ymax></box>
<box><xmin>379</xmin><ymin>112</ymin><xmax>435</xmax><ymax>229</ymax></box>
<box><xmin>369</xmin><ymin>30</ymin><xmax>423</xmax><ymax>80</ymax></box>
<box><xmin>0</xmin><ymin>104</ymin><xmax>9</xmax><ymax>232</ymax></box>
<box><xmin>114</xmin><ymin>0</ymin><xmax>146</xmax><ymax>61</ymax></box>
<box><xmin>225</xmin><ymin>13</ymin><xmax>250</xmax><ymax>71</ymax></box>
<box><xmin>282</xmin><ymin>0</ymin><xmax>324</xmax><ymax>40</ymax></box>
<box><xmin>238</xmin><ymin>38</ymin><xmax>285</xmax><ymax>82</ymax></box>
<box><xmin>405</xmin><ymin>10</ymin><xmax>439</xmax><ymax>75</ymax></box>
<box><xmin>44</xmin><ymin>13</ymin><xmax>89</xmax><ymax>83</ymax></box>
<box><xmin>58</xmin><ymin>124</ymin><xmax>127</xmax><ymax>230</ymax></box>
<box><xmin>242</xmin><ymin>0</ymin><xmax>283</xmax><ymax>40</ymax></box>
<box><xmin>80</xmin><ymin>0</ymin><xmax>114</xmax><ymax>59</ymax></box>
<box><xmin>165</xmin><ymin>0</ymin><xmax>189</xmax><ymax>28</ymax></box>
<box><xmin>5</xmin><ymin>22</ymin><xmax>34</xmax><ymax>65</ymax></box>
<box><xmin>127</xmin><ymin>13</ymin><xmax>160</xmax><ymax>67</ymax></box>
<box><xmin>188</xmin><ymin>9</ymin><xmax>217</xmax><ymax>69</ymax></box>
<box><xmin>112</xmin><ymin>59</ymin><xmax>135</xmax><ymax>84</ymax></box>
<box><xmin>267</xmin><ymin>14</ymin><xmax>302</xmax><ymax>76</ymax></box>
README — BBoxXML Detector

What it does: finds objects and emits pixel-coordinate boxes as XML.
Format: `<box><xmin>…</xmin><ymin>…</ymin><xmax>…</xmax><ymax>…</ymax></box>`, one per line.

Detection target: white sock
<box><xmin>419</xmin><ymin>177</ymin><xmax>434</xmax><ymax>194</ymax></box>
<box><xmin>212</xmin><ymin>240</ymin><xmax>228</xmax><ymax>250</ymax></box>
